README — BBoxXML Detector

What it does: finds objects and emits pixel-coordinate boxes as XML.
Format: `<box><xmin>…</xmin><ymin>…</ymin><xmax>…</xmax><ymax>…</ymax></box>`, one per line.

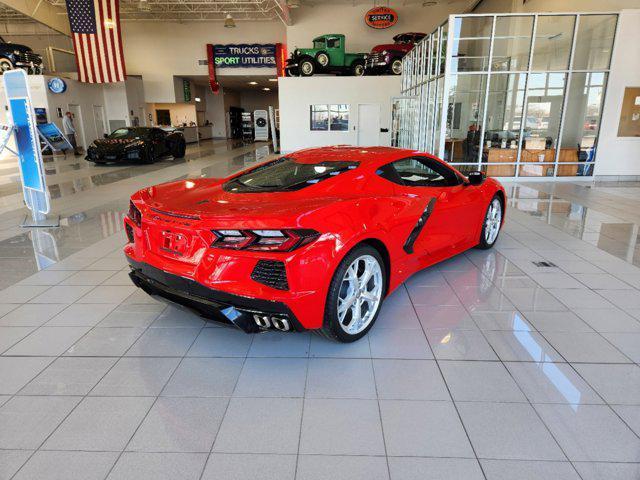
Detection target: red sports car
<box><xmin>124</xmin><ymin>146</ymin><xmax>505</xmax><ymax>342</ymax></box>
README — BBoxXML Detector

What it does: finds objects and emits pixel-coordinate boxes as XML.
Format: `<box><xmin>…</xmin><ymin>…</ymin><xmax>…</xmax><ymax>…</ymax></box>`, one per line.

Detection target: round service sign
<box><xmin>364</xmin><ymin>7</ymin><xmax>398</xmax><ymax>29</ymax></box>
<box><xmin>47</xmin><ymin>77</ymin><xmax>67</xmax><ymax>94</ymax></box>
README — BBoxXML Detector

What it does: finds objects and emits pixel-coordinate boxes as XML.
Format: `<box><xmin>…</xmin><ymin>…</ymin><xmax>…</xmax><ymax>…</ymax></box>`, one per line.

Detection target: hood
<box><xmin>371</xmin><ymin>43</ymin><xmax>413</xmax><ymax>54</ymax></box>
<box><xmin>5</xmin><ymin>43</ymin><xmax>34</xmax><ymax>53</ymax></box>
<box><xmin>137</xmin><ymin>179</ymin><xmax>347</xmax><ymax>225</ymax></box>
<box><xmin>93</xmin><ymin>138</ymin><xmax>143</xmax><ymax>150</ymax></box>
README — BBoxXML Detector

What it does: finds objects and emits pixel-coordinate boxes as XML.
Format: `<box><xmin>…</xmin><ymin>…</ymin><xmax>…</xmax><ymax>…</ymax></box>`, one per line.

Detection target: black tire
<box><xmin>316</xmin><ymin>52</ymin><xmax>329</xmax><ymax>67</ymax></box>
<box><xmin>319</xmin><ymin>244</ymin><xmax>386</xmax><ymax>343</ymax></box>
<box><xmin>142</xmin><ymin>147</ymin><xmax>155</xmax><ymax>164</ymax></box>
<box><xmin>299</xmin><ymin>58</ymin><xmax>315</xmax><ymax>77</ymax></box>
<box><xmin>351</xmin><ymin>60</ymin><xmax>365</xmax><ymax>76</ymax></box>
<box><xmin>173</xmin><ymin>140</ymin><xmax>186</xmax><ymax>158</ymax></box>
<box><xmin>476</xmin><ymin>194</ymin><xmax>503</xmax><ymax>250</ymax></box>
<box><xmin>390</xmin><ymin>58</ymin><xmax>403</xmax><ymax>75</ymax></box>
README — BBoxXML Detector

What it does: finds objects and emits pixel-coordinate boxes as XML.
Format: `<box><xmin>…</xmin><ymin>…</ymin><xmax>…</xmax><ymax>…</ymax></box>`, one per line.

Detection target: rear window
<box><xmin>224</xmin><ymin>157</ymin><xmax>358</xmax><ymax>193</ymax></box>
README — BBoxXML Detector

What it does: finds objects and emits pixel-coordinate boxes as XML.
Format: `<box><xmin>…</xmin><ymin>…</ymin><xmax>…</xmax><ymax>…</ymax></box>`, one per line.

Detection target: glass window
<box><xmin>492</xmin><ymin>16</ymin><xmax>533</xmax><ymax>71</ymax></box>
<box><xmin>439</xmin><ymin>23</ymin><xmax>448</xmax><ymax>75</ymax></box>
<box><xmin>446</xmin><ymin>74</ymin><xmax>487</xmax><ymax>162</ymax></box>
<box><xmin>389</xmin><ymin>157</ymin><xmax>460</xmax><ymax>187</ymax></box>
<box><xmin>451</xmin><ymin>16</ymin><xmax>493</xmax><ymax>72</ymax></box>
<box><xmin>573</xmin><ymin>15</ymin><xmax>617</xmax><ymax>70</ymax></box>
<box><xmin>326</xmin><ymin>37</ymin><xmax>341</xmax><ymax>49</ymax></box>
<box><xmin>313</xmin><ymin>39</ymin><xmax>325</xmax><ymax>49</ymax></box>
<box><xmin>521</xmin><ymin>72</ymin><xmax>566</xmax><ymax>162</ymax></box>
<box><xmin>226</xmin><ymin>158</ymin><xmax>358</xmax><ymax>192</ymax></box>
<box><xmin>531</xmin><ymin>16</ymin><xmax>575</xmax><ymax>71</ymax></box>
<box><xmin>483</xmin><ymin>73</ymin><xmax>526</xmax><ymax>164</ymax></box>
<box><xmin>433</xmin><ymin>77</ymin><xmax>445</xmax><ymax>156</ymax></box>
<box><xmin>329</xmin><ymin>104</ymin><xmax>349</xmax><ymax>131</ymax></box>
<box><xmin>310</xmin><ymin>105</ymin><xmax>328</xmax><ymax>130</ymax></box>
<box><xmin>431</xmin><ymin>31</ymin><xmax>440</xmax><ymax>77</ymax></box>
<box><xmin>558</xmin><ymin>72</ymin><xmax>606</xmax><ymax>170</ymax></box>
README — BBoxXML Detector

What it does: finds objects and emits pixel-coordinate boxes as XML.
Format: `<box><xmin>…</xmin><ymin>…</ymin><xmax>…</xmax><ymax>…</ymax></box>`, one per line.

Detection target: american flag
<box><xmin>65</xmin><ymin>0</ymin><xmax>126</xmax><ymax>83</ymax></box>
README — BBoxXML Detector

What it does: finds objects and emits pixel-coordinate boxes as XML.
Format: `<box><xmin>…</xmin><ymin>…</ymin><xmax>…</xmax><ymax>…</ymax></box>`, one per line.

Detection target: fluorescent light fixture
<box><xmin>262</xmin><ymin>87</ymin><xmax>271</xmax><ymax>91</ymax></box>
<box><xmin>248</xmin><ymin>81</ymin><xmax>258</xmax><ymax>85</ymax></box>
<box><xmin>268</xmin><ymin>78</ymin><xmax>278</xmax><ymax>82</ymax></box>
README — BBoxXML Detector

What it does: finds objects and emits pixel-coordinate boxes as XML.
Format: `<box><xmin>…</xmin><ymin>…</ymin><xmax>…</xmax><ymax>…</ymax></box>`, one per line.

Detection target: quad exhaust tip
<box><xmin>253</xmin><ymin>314</ymin><xmax>291</xmax><ymax>331</ymax></box>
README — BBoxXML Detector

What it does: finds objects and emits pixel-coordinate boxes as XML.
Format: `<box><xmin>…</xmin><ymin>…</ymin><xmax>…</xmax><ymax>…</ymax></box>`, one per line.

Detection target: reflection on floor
<box><xmin>0</xmin><ymin>144</ymin><xmax>639</xmax><ymax>479</ymax></box>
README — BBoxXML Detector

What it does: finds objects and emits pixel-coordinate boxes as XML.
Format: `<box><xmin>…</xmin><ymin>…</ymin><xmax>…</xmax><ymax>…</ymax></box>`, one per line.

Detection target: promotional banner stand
<box><xmin>2</xmin><ymin>70</ymin><xmax>59</xmax><ymax>228</ymax></box>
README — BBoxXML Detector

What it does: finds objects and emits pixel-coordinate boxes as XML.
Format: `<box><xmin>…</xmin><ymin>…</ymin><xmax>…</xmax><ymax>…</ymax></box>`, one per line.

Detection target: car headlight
<box><xmin>89</xmin><ymin>142</ymin><xmax>96</xmax><ymax>149</ymax></box>
<box><xmin>13</xmin><ymin>50</ymin><xmax>21</xmax><ymax>55</ymax></box>
<box><xmin>211</xmin><ymin>229</ymin><xmax>319</xmax><ymax>252</ymax></box>
<box><xmin>382</xmin><ymin>50</ymin><xmax>388</xmax><ymax>55</ymax></box>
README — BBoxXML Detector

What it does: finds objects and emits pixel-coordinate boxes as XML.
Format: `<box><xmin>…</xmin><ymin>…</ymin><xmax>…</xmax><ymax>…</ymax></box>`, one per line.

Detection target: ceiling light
<box><xmin>287</xmin><ymin>0</ymin><xmax>301</xmax><ymax>7</ymax></box>
<box><xmin>262</xmin><ymin>87</ymin><xmax>271</xmax><ymax>91</ymax></box>
<box><xmin>224</xmin><ymin>13</ymin><xmax>235</xmax><ymax>28</ymax></box>
<box><xmin>248</xmin><ymin>81</ymin><xmax>258</xmax><ymax>85</ymax></box>
<box><xmin>103</xmin><ymin>18</ymin><xmax>115</xmax><ymax>29</ymax></box>
<box><xmin>194</xmin><ymin>97</ymin><xmax>201</xmax><ymax>102</ymax></box>
<box><xmin>268</xmin><ymin>78</ymin><xmax>278</xmax><ymax>82</ymax></box>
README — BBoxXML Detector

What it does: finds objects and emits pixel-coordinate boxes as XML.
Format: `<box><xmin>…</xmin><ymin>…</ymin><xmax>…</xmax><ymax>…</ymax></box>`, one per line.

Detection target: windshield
<box><xmin>225</xmin><ymin>157</ymin><xmax>358</xmax><ymax>192</ymax></box>
<box><xmin>109</xmin><ymin>128</ymin><xmax>144</xmax><ymax>139</ymax></box>
<box><xmin>313</xmin><ymin>40</ymin><xmax>326</xmax><ymax>49</ymax></box>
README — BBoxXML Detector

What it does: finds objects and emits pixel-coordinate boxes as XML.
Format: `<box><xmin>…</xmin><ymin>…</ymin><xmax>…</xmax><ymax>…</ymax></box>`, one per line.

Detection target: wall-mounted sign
<box><xmin>365</xmin><ymin>7</ymin><xmax>398</xmax><ymax>29</ymax></box>
<box><xmin>47</xmin><ymin>77</ymin><xmax>67</xmax><ymax>94</ymax></box>
<box><xmin>213</xmin><ymin>44</ymin><xmax>276</xmax><ymax>68</ymax></box>
<box><xmin>183</xmin><ymin>79</ymin><xmax>191</xmax><ymax>102</ymax></box>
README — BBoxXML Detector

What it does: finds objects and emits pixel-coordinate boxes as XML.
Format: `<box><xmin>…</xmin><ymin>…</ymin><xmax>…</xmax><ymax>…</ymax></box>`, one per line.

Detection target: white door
<box><xmin>93</xmin><ymin>105</ymin><xmax>107</xmax><ymax>136</ymax></box>
<box><xmin>357</xmin><ymin>103</ymin><xmax>380</xmax><ymax>146</ymax></box>
<box><xmin>67</xmin><ymin>104</ymin><xmax>86</xmax><ymax>150</ymax></box>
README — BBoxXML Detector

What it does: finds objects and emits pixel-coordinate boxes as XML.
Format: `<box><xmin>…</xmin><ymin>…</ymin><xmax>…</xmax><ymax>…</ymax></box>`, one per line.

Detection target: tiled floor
<box><xmin>0</xmin><ymin>144</ymin><xmax>640</xmax><ymax>479</ymax></box>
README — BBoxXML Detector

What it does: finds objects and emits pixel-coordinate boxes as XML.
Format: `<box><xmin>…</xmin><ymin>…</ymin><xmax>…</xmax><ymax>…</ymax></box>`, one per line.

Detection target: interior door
<box><xmin>67</xmin><ymin>104</ymin><xmax>86</xmax><ymax>150</ymax></box>
<box><xmin>357</xmin><ymin>103</ymin><xmax>380</xmax><ymax>146</ymax></box>
<box><xmin>93</xmin><ymin>105</ymin><xmax>107</xmax><ymax>136</ymax></box>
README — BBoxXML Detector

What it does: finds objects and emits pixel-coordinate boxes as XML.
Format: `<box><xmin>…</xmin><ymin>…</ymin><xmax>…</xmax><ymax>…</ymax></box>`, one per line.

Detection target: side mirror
<box><xmin>467</xmin><ymin>171</ymin><xmax>484</xmax><ymax>186</ymax></box>
<box><xmin>103</xmin><ymin>133</ymin><xmax>109</xmax><ymax>138</ymax></box>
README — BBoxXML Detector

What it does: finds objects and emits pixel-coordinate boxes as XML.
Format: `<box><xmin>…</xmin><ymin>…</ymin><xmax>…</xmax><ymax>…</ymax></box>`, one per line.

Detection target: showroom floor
<box><xmin>0</xmin><ymin>143</ymin><xmax>639</xmax><ymax>480</ymax></box>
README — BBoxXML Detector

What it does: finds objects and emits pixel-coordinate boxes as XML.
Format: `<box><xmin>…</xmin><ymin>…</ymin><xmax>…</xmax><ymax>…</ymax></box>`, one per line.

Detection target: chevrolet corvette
<box><xmin>124</xmin><ymin>146</ymin><xmax>505</xmax><ymax>342</ymax></box>
<box><xmin>86</xmin><ymin>127</ymin><xmax>186</xmax><ymax>164</ymax></box>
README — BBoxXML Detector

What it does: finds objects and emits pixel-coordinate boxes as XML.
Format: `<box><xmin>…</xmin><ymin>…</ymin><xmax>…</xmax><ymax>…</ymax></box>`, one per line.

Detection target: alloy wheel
<box><xmin>337</xmin><ymin>254</ymin><xmax>383</xmax><ymax>335</ymax></box>
<box><xmin>484</xmin><ymin>198</ymin><xmax>502</xmax><ymax>245</ymax></box>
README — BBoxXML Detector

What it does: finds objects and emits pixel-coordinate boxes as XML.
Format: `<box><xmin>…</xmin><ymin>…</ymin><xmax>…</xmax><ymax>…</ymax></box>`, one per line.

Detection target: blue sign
<box><xmin>213</xmin><ymin>44</ymin><xmax>276</xmax><ymax>68</ymax></box>
<box><xmin>3</xmin><ymin>69</ymin><xmax>49</xmax><ymax>214</ymax></box>
<box><xmin>47</xmin><ymin>77</ymin><xmax>67</xmax><ymax>94</ymax></box>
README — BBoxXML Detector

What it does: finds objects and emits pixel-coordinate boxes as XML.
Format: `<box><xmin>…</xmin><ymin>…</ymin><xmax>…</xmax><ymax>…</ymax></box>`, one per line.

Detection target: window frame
<box><xmin>378</xmin><ymin>155</ymin><xmax>462</xmax><ymax>187</ymax></box>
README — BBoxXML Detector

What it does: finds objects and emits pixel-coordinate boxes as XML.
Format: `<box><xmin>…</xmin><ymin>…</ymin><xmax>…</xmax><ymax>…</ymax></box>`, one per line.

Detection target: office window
<box><xmin>310</xmin><ymin>105</ymin><xmax>349</xmax><ymax>131</ymax></box>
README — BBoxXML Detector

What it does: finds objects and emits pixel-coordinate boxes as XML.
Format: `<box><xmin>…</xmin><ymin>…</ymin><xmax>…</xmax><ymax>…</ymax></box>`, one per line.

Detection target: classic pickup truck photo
<box><xmin>286</xmin><ymin>34</ymin><xmax>367</xmax><ymax>77</ymax></box>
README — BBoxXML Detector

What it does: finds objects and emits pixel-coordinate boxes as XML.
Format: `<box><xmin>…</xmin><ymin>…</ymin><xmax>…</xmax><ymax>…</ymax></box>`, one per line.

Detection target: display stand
<box><xmin>241</xmin><ymin>112</ymin><xmax>253</xmax><ymax>142</ymax></box>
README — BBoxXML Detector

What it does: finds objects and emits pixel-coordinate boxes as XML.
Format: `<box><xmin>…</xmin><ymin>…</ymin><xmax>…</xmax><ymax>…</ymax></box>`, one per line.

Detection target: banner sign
<box><xmin>365</xmin><ymin>6</ymin><xmax>398</xmax><ymax>29</ymax></box>
<box><xmin>3</xmin><ymin>70</ymin><xmax>49</xmax><ymax>215</ymax></box>
<box><xmin>37</xmin><ymin>123</ymin><xmax>73</xmax><ymax>152</ymax></box>
<box><xmin>213</xmin><ymin>44</ymin><xmax>276</xmax><ymax>68</ymax></box>
<box><xmin>183</xmin><ymin>78</ymin><xmax>191</xmax><ymax>102</ymax></box>
<box><xmin>206</xmin><ymin>44</ymin><xmax>220</xmax><ymax>94</ymax></box>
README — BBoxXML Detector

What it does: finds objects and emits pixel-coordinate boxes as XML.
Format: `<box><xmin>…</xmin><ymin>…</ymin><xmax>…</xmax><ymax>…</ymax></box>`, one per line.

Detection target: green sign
<box><xmin>183</xmin><ymin>79</ymin><xmax>191</xmax><ymax>102</ymax></box>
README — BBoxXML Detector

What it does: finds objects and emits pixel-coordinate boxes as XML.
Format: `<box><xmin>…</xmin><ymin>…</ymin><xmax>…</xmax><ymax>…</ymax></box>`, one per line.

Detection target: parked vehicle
<box><xmin>285</xmin><ymin>34</ymin><xmax>367</xmax><ymax>77</ymax></box>
<box><xmin>86</xmin><ymin>127</ymin><xmax>186</xmax><ymax>164</ymax></box>
<box><xmin>365</xmin><ymin>32</ymin><xmax>426</xmax><ymax>75</ymax></box>
<box><xmin>0</xmin><ymin>35</ymin><xmax>43</xmax><ymax>74</ymax></box>
<box><xmin>124</xmin><ymin>146</ymin><xmax>505</xmax><ymax>342</ymax></box>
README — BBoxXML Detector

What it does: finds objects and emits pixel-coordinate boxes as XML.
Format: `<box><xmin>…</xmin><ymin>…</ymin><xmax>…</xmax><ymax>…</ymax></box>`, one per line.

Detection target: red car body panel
<box><xmin>124</xmin><ymin>146</ymin><xmax>505</xmax><ymax>331</ymax></box>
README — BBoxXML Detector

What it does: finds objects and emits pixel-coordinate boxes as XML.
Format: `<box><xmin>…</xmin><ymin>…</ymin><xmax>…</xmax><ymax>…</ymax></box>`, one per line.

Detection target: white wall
<box><xmin>204</xmin><ymin>88</ymin><xmax>227</xmax><ymax>138</ymax></box>
<box><xmin>595</xmin><ymin>9</ymin><xmax>640</xmax><ymax>178</ymax></box>
<box><xmin>239</xmin><ymin>90</ymin><xmax>279</xmax><ymax>114</ymax></box>
<box><xmin>121</xmin><ymin>21</ymin><xmax>285</xmax><ymax>103</ymax></box>
<box><xmin>279</xmin><ymin>76</ymin><xmax>401</xmax><ymax>152</ymax></box>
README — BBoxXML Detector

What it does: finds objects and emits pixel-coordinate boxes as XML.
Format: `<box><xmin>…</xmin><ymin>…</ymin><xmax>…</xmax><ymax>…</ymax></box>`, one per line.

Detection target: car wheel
<box><xmin>351</xmin><ymin>61</ymin><xmax>365</xmax><ymax>76</ymax></box>
<box><xmin>299</xmin><ymin>58</ymin><xmax>315</xmax><ymax>76</ymax></box>
<box><xmin>0</xmin><ymin>58</ymin><xmax>14</xmax><ymax>72</ymax></box>
<box><xmin>320</xmin><ymin>245</ymin><xmax>386</xmax><ymax>343</ymax></box>
<box><xmin>476</xmin><ymin>195</ymin><xmax>503</xmax><ymax>249</ymax></box>
<box><xmin>316</xmin><ymin>52</ymin><xmax>329</xmax><ymax>67</ymax></box>
<box><xmin>391</xmin><ymin>59</ymin><xmax>403</xmax><ymax>75</ymax></box>
<box><xmin>142</xmin><ymin>147</ymin><xmax>155</xmax><ymax>164</ymax></box>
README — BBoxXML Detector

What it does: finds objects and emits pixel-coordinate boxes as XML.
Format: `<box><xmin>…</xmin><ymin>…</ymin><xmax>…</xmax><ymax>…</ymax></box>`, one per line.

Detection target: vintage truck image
<box><xmin>285</xmin><ymin>34</ymin><xmax>367</xmax><ymax>77</ymax></box>
<box><xmin>364</xmin><ymin>32</ymin><xmax>426</xmax><ymax>75</ymax></box>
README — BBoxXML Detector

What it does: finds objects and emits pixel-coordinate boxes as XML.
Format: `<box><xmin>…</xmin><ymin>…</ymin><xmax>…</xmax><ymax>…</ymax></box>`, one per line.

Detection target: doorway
<box><xmin>67</xmin><ymin>104</ymin><xmax>86</xmax><ymax>150</ymax></box>
<box><xmin>93</xmin><ymin>105</ymin><xmax>107</xmax><ymax>137</ymax></box>
<box><xmin>156</xmin><ymin>109</ymin><xmax>171</xmax><ymax>126</ymax></box>
<box><xmin>357</xmin><ymin>103</ymin><xmax>380</xmax><ymax>146</ymax></box>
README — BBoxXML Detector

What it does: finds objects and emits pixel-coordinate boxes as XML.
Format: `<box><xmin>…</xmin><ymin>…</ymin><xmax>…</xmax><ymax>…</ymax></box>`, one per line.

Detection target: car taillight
<box><xmin>211</xmin><ymin>229</ymin><xmax>319</xmax><ymax>252</ymax></box>
<box><xmin>128</xmin><ymin>201</ymin><xmax>142</xmax><ymax>227</ymax></box>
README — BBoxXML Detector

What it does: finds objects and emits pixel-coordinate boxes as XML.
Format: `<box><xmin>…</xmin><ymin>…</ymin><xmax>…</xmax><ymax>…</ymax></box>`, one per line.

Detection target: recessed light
<box><xmin>262</xmin><ymin>87</ymin><xmax>271</xmax><ymax>91</ymax></box>
<box><xmin>268</xmin><ymin>78</ymin><xmax>278</xmax><ymax>82</ymax></box>
<box><xmin>248</xmin><ymin>81</ymin><xmax>258</xmax><ymax>85</ymax></box>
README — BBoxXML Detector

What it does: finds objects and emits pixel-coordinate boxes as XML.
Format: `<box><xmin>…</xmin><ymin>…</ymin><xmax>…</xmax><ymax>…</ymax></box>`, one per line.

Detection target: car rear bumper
<box><xmin>127</xmin><ymin>257</ymin><xmax>304</xmax><ymax>333</ymax></box>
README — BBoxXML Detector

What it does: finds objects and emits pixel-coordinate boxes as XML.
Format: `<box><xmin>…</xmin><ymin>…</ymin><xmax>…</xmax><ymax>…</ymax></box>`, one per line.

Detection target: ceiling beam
<box><xmin>0</xmin><ymin>0</ymin><xmax>70</xmax><ymax>34</ymax></box>
<box><xmin>273</xmin><ymin>0</ymin><xmax>291</xmax><ymax>26</ymax></box>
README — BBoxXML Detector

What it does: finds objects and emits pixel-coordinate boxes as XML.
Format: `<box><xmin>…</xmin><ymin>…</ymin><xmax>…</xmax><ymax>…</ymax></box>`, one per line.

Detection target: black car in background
<box><xmin>0</xmin><ymin>35</ymin><xmax>43</xmax><ymax>74</ymax></box>
<box><xmin>86</xmin><ymin>127</ymin><xmax>186</xmax><ymax>164</ymax></box>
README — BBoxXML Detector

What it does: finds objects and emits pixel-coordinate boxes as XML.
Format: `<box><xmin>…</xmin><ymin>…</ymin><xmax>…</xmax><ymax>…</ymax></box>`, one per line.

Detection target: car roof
<box><xmin>287</xmin><ymin>146</ymin><xmax>427</xmax><ymax>166</ymax></box>
<box><xmin>313</xmin><ymin>34</ymin><xmax>344</xmax><ymax>41</ymax></box>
